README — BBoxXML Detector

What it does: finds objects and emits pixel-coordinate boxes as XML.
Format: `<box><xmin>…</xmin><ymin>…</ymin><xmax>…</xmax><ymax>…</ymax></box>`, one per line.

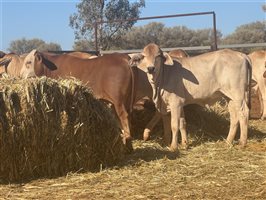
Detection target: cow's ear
<box><xmin>0</xmin><ymin>57</ymin><xmax>12</xmax><ymax>67</ymax></box>
<box><xmin>129</xmin><ymin>53</ymin><xmax>144</xmax><ymax>67</ymax></box>
<box><xmin>163</xmin><ymin>52</ymin><xmax>174</xmax><ymax>66</ymax></box>
<box><xmin>40</xmin><ymin>54</ymin><xmax>57</xmax><ymax>71</ymax></box>
<box><xmin>263</xmin><ymin>70</ymin><xmax>266</xmax><ymax>78</ymax></box>
<box><xmin>35</xmin><ymin>51</ymin><xmax>43</xmax><ymax>63</ymax></box>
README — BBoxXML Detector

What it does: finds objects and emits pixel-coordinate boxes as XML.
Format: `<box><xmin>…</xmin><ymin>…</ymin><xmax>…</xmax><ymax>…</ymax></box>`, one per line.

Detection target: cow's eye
<box><xmin>26</xmin><ymin>61</ymin><xmax>31</xmax><ymax>68</ymax></box>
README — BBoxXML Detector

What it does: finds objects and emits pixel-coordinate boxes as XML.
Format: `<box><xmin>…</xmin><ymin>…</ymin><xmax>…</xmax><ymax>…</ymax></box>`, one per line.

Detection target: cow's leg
<box><xmin>143</xmin><ymin>112</ymin><xmax>161</xmax><ymax>141</ymax></box>
<box><xmin>256</xmin><ymin>81</ymin><xmax>266</xmax><ymax>120</ymax></box>
<box><xmin>179</xmin><ymin>108</ymin><xmax>188</xmax><ymax>149</ymax></box>
<box><xmin>162</xmin><ymin>114</ymin><xmax>171</xmax><ymax>146</ymax></box>
<box><xmin>262</xmin><ymin>99</ymin><xmax>266</xmax><ymax>120</ymax></box>
<box><xmin>227</xmin><ymin>100</ymin><xmax>249</xmax><ymax>147</ymax></box>
<box><xmin>260</xmin><ymin>89</ymin><xmax>266</xmax><ymax>120</ymax></box>
<box><xmin>238</xmin><ymin>101</ymin><xmax>249</xmax><ymax>147</ymax></box>
<box><xmin>113</xmin><ymin>103</ymin><xmax>133</xmax><ymax>152</ymax></box>
<box><xmin>226</xmin><ymin>100</ymin><xmax>239</xmax><ymax>145</ymax></box>
<box><xmin>169</xmin><ymin>104</ymin><xmax>183</xmax><ymax>152</ymax></box>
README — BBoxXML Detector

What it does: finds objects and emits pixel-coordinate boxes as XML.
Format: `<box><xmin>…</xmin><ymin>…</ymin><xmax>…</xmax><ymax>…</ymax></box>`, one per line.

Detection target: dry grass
<box><xmin>0</xmin><ymin>100</ymin><xmax>265</xmax><ymax>199</ymax></box>
<box><xmin>0</xmin><ymin>77</ymin><xmax>125</xmax><ymax>183</ymax></box>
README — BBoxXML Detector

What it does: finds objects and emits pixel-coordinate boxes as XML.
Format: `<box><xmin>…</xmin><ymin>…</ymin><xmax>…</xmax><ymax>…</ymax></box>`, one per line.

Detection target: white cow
<box><xmin>248</xmin><ymin>50</ymin><xmax>266</xmax><ymax>120</ymax></box>
<box><xmin>129</xmin><ymin>43</ymin><xmax>252</xmax><ymax>151</ymax></box>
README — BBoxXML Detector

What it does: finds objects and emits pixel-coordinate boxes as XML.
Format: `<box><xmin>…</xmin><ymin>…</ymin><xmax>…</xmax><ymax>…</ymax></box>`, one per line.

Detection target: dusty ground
<box><xmin>0</xmin><ymin>118</ymin><xmax>265</xmax><ymax>200</ymax></box>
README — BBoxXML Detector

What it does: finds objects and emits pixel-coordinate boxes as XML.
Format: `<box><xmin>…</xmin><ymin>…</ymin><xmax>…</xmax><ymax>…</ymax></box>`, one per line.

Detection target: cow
<box><xmin>66</xmin><ymin>51</ymin><xmax>98</xmax><ymax>59</ymax></box>
<box><xmin>138</xmin><ymin>49</ymin><xmax>189</xmax><ymax>141</ymax></box>
<box><xmin>129</xmin><ymin>43</ymin><xmax>252</xmax><ymax>151</ymax></box>
<box><xmin>19</xmin><ymin>50</ymin><xmax>135</xmax><ymax>152</ymax></box>
<box><xmin>0</xmin><ymin>52</ymin><xmax>27</xmax><ymax>77</ymax></box>
<box><xmin>248</xmin><ymin>50</ymin><xmax>266</xmax><ymax>120</ymax></box>
<box><xmin>168</xmin><ymin>49</ymin><xmax>189</xmax><ymax>59</ymax></box>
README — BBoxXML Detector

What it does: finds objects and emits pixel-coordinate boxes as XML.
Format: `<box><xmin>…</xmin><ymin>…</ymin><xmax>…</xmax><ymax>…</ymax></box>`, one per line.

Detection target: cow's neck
<box><xmin>151</xmin><ymin>66</ymin><xmax>166</xmax><ymax>113</ymax></box>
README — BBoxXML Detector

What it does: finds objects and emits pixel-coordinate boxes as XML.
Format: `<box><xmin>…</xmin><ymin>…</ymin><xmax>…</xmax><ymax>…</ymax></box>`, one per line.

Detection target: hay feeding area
<box><xmin>0</xmin><ymin>77</ymin><xmax>124</xmax><ymax>183</ymax></box>
<box><xmin>0</xmin><ymin>94</ymin><xmax>265</xmax><ymax>199</ymax></box>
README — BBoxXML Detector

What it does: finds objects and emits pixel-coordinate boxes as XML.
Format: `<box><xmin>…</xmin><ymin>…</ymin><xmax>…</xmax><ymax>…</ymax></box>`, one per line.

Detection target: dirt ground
<box><xmin>0</xmin><ymin>118</ymin><xmax>265</xmax><ymax>200</ymax></box>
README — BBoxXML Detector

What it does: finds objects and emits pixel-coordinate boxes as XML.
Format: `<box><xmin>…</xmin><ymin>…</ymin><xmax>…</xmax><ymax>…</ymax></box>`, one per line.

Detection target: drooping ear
<box><xmin>0</xmin><ymin>57</ymin><xmax>12</xmax><ymax>67</ymax></box>
<box><xmin>39</xmin><ymin>53</ymin><xmax>57</xmax><ymax>71</ymax></box>
<box><xmin>128</xmin><ymin>53</ymin><xmax>144</xmax><ymax>67</ymax></box>
<box><xmin>35</xmin><ymin>51</ymin><xmax>43</xmax><ymax>63</ymax></box>
<box><xmin>163</xmin><ymin>52</ymin><xmax>174</xmax><ymax>66</ymax></box>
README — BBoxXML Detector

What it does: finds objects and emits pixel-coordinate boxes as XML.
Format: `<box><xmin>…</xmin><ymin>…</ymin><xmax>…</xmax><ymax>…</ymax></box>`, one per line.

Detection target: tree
<box><xmin>8</xmin><ymin>38</ymin><xmax>62</xmax><ymax>54</ymax></box>
<box><xmin>69</xmin><ymin>0</ymin><xmax>145</xmax><ymax>50</ymax></box>
<box><xmin>262</xmin><ymin>4</ymin><xmax>266</xmax><ymax>12</ymax></box>
<box><xmin>72</xmin><ymin>39</ymin><xmax>95</xmax><ymax>51</ymax></box>
<box><xmin>222</xmin><ymin>21</ymin><xmax>266</xmax><ymax>52</ymax></box>
<box><xmin>109</xmin><ymin>22</ymin><xmax>223</xmax><ymax>50</ymax></box>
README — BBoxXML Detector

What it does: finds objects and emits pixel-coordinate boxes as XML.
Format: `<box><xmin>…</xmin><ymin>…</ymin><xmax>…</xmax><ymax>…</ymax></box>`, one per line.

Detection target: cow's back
<box><xmin>46</xmin><ymin>53</ymin><xmax>133</xmax><ymax>106</ymax></box>
<box><xmin>166</xmin><ymin>49</ymin><xmax>250</xmax><ymax>105</ymax></box>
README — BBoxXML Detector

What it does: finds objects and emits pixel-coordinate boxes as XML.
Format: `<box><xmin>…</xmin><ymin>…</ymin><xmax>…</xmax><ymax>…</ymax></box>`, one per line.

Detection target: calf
<box><xmin>130</xmin><ymin>43</ymin><xmax>252</xmax><ymax>151</ymax></box>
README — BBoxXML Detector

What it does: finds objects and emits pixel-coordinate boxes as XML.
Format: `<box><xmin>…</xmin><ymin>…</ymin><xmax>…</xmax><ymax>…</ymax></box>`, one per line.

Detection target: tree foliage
<box><xmin>262</xmin><ymin>4</ymin><xmax>266</xmax><ymax>12</ymax></box>
<box><xmin>222</xmin><ymin>21</ymin><xmax>266</xmax><ymax>45</ymax></box>
<box><xmin>108</xmin><ymin>22</ymin><xmax>223</xmax><ymax>50</ymax></box>
<box><xmin>8</xmin><ymin>38</ymin><xmax>62</xmax><ymax>54</ymax></box>
<box><xmin>72</xmin><ymin>39</ymin><xmax>95</xmax><ymax>51</ymax></box>
<box><xmin>221</xmin><ymin>20</ymin><xmax>266</xmax><ymax>52</ymax></box>
<box><xmin>69</xmin><ymin>0</ymin><xmax>145</xmax><ymax>50</ymax></box>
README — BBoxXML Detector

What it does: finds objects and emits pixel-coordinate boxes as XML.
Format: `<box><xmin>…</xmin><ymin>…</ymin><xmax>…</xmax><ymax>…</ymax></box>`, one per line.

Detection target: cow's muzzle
<box><xmin>147</xmin><ymin>66</ymin><xmax>155</xmax><ymax>74</ymax></box>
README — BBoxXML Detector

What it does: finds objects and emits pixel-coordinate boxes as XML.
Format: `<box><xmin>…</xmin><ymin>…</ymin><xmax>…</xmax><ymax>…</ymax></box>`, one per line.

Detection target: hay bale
<box><xmin>0</xmin><ymin>77</ymin><xmax>125</xmax><ymax>182</ymax></box>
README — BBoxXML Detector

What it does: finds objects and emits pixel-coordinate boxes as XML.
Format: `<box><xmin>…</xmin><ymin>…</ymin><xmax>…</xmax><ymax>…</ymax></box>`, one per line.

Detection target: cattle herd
<box><xmin>0</xmin><ymin>44</ymin><xmax>265</xmax><ymax>153</ymax></box>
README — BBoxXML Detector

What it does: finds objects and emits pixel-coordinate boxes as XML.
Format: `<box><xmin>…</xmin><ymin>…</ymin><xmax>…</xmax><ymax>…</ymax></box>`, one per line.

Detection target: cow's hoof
<box><xmin>143</xmin><ymin>129</ymin><xmax>150</xmax><ymax>141</ymax></box>
<box><xmin>122</xmin><ymin>136</ymin><xmax>134</xmax><ymax>154</ymax></box>
<box><xmin>167</xmin><ymin>146</ymin><xmax>179</xmax><ymax>152</ymax></box>
<box><xmin>125</xmin><ymin>143</ymin><xmax>133</xmax><ymax>154</ymax></box>
<box><xmin>179</xmin><ymin>143</ymin><xmax>189</xmax><ymax>150</ymax></box>
<box><xmin>238</xmin><ymin>141</ymin><xmax>247</xmax><ymax>149</ymax></box>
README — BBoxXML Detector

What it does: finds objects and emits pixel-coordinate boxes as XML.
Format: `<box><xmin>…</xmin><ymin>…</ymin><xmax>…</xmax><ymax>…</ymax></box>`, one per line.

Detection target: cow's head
<box><xmin>129</xmin><ymin>43</ymin><xmax>173</xmax><ymax>82</ymax></box>
<box><xmin>20</xmin><ymin>49</ymin><xmax>57</xmax><ymax>78</ymax></box>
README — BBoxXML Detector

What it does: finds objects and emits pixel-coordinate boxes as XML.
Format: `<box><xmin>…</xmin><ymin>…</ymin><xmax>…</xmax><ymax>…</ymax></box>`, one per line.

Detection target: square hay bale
<box><xmin>0</xmin><ymin>77</ymin><xmax>125</xmax><ymax>182</ymax></box>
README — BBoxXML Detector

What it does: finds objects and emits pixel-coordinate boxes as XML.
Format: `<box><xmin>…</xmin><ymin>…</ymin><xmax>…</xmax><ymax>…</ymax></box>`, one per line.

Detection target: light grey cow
<box><xmin>129</xmin><ymin>43</ymin><xmax>252</xmax><ymax>151</ymax></box>
<box><xmin>0</xmin><ymin>52</ymin><xmax>28</xmax><ymax>77</ymax></box>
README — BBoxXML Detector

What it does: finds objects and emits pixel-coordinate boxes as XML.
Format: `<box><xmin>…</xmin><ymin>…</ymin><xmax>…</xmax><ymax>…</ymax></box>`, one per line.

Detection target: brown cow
<box><xmin>19</xmin><ymin>49</ymin><xmax>135</xmax><ymax>152</ymax></box>
<box><xmin>248</xmin><ymin>50</ymin><xmax>266</xmax><ymax>119</ymax></box>
<box><xmin>130</xmin><ymin>43</ymin><xmax>251</xmax><ymax>151</ymax></box>
<box><xmin>66</xmin><ymin>51</ymin><xmax>98</xmax><ymax>59</ymax></box>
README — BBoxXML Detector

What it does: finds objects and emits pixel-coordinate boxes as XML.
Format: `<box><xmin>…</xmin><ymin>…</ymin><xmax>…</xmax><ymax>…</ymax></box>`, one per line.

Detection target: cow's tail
<box><xmin>245</xmin><ymin>55</ymin><xmax>252</xmax><ymax>110</ymax></box>
<box><xmin>127</xmin><ymin>56</ymin><xmax>135</xmax><ymax>113</ymax></box>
